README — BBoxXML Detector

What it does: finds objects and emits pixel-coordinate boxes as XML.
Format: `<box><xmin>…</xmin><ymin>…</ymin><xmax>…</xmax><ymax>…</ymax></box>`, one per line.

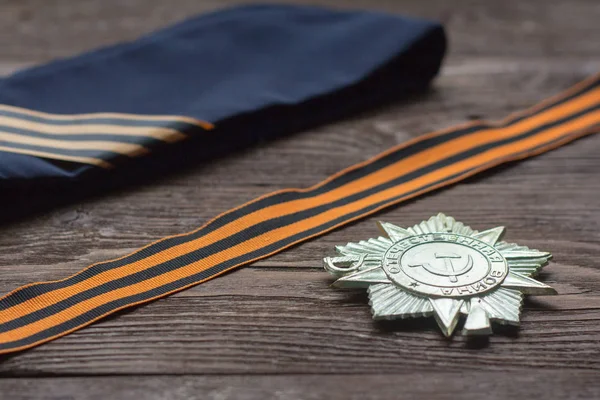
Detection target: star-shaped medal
<box><xmin>324</xmin><ymin>213</ymin><xmax>557</xmax><ymax>337</ymax></box>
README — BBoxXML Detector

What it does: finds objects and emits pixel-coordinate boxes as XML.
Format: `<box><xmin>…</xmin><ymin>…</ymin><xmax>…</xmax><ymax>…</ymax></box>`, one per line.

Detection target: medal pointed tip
<box><xmin>440</xmin><ymin>326</ymin><xmax>454</xmax><ymax>338</ymax></box>
<box><xmin>377</xmin><ymin>221</ymin><xmax>411</xmax><ymax>242</ymax></box>
<box><xmin>462</xmin><ymin>300</ymin><xmax>493</xmax><ymax>336</ymax></box>
<box><xmin>544</xmin><ymin>286</ymin><xmax>558</xmax><ymax>295</ymax></box>
<box><xmin>472</xmin><ymin>226</ymin><xmax>506</xmax><ymax>245</ymax></box>
<box><xmin>376</xmin><ymin>220</ymin><xmax>390</xmax><ymax>237</ymax></box>
<box><xmin>502</xmin><ymin>249</ymin><xmax>552</xmax><ymax>260</ymax></box>
<box><xmin>501</xmin><ymin>271</ymin><xmax>557</xmax><ymax>295</ymax></box>
<box><xmin>429</xmin><ymin>298</ymin><xmax>463</xmax><ymax>337</ymax></box>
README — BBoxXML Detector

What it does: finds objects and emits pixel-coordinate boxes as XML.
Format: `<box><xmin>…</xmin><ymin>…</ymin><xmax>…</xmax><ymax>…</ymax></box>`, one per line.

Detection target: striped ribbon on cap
<box><xmin>0</xmin><ymin>74</ymin><xmax>598</xmax><ymax>354</ymax></box>
<box><xmin>0</xmin><ymin>104</ymin><xmax>213</xmax><ymax>168</ymax></box>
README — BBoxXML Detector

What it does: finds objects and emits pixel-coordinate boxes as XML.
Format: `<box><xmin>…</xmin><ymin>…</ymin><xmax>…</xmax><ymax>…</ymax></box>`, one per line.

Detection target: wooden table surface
<box><xmin>1</xmin><ymin>0</ymin><xmax>599</xmax><ymax>399</ymax></box>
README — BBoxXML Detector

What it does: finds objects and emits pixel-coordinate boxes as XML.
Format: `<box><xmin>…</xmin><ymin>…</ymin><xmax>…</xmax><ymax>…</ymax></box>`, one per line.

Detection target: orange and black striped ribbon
<box><xmin>0</xmin><ymin>104</ymin><xmax>214</xmax><ymax>168</ymax></box>
<box><xmin>0</xmin><ymin>74</ymin><xmax>598</xmax><ymax>354</ymax></box>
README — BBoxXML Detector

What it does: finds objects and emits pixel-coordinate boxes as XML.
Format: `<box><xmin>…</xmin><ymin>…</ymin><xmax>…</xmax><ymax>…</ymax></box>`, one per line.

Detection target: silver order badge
<box><xmin>324</xmin><ymin>213</ymin><xmax>557</xmax><ymax>337</ymax></box>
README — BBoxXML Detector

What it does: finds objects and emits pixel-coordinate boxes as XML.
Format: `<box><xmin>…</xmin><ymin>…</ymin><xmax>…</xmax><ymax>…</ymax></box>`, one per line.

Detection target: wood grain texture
<box><xmin>1</xmin><ymin>0</ymin><xmax>599</xmax><ymax>61</ymax></box>
<box><xmin>1</xmin><ymin>267</ymin><xmax>599</xmax><ymax>376</ymax></box>
<box><xmin>3</xmin><ymin>372</ymin><xmax>600</xmax><ymax>400</ymax></box>
<box><xmin>0</xmin><ymin>0</ymin><xmax>599</xmax><ymax>398</ymax></box>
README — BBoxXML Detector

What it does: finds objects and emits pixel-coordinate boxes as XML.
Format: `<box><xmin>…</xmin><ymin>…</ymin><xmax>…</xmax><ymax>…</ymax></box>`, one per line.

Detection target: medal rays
<box><xmin>324</xmin><ymin>213</ymin><xmax>556</xmax><ymax>337</ymax></box>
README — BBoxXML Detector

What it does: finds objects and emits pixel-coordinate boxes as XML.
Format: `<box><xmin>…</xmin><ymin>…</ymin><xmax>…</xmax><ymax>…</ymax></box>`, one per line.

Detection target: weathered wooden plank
<box><xmin>0</xmin><ymin>4</ymin><xmax>599</xmax><ymax>400</ymax></box>
<box><xmin>0</xmin><ymin>267</ymin><xmax>598</xmax><ymax>375</ymax></box>
<box><xmin>3</xmin><ymin>371</ymin><xmax>600</xmax><ymax>400</ymax></box>
<box><xmin>1</xmin><ymin>0</ymin><xmax>599</xmax><ymax>62</ymax></box>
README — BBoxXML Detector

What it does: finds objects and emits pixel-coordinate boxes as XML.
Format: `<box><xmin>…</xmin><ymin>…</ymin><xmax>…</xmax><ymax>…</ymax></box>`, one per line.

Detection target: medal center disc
<box><xmin>382</xmin><ymin>233</ymin><xmax>508</xmax><ymax>298</ymax></box>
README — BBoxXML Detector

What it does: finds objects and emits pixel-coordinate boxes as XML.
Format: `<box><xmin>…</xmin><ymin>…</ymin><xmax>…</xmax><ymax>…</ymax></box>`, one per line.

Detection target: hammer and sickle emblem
<box><xmin>409</xmin><ymin>252</ymin><xmax>473</xmax><ymax>283</ymax></box>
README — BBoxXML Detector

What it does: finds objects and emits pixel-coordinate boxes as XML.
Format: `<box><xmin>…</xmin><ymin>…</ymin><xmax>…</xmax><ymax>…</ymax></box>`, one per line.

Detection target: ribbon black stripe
<box><xmin>0</xmin><ymin>140</ymin><xmax>131</xmax><ymax>161</ymax></box>
<box><xmin>504</xmin><ymin>77</ymin><xmax>598</xmax><ymax>124</ymax></box>
<box><xmin>0</xmin><ymin>124</ymin><xmax>176</xmax><ymax>146</ymax></box>
<box><xmin>0</xmin><ymin>109</ymin><xmax>205</xmax><ymax>131</ymax></box>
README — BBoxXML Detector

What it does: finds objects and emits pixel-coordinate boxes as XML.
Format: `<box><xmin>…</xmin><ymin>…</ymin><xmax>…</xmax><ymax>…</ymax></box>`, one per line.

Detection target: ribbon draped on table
<box><xmin>0</xmin><ymin>4</ymin><xmax>598</xmax><ymax>354</ymax></box>
<box><xmin>0</xmin><ymin>73</ymin><xmax>597</xmax><ymax>354</ymax></box>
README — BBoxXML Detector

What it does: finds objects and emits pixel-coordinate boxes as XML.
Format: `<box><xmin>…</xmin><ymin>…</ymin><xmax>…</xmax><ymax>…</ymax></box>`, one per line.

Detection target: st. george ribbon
<box><xmin>0</xmin><ymin>72</ymin><xmax>597</xmax><ymax>354</ymax></box>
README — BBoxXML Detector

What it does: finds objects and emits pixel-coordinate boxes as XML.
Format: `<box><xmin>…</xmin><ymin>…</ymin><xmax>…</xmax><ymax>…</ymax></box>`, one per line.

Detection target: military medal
<box><xmin>324</xmin><ymin>213</ymin><xmax>557</xmax><ymax>336</ymax></box>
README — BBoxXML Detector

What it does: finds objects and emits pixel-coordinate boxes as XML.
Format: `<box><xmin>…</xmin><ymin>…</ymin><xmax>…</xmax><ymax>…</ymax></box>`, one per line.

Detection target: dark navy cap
<box><xmin>0</xmin><ymin>4</ymin><xmax>445</xmax><ymax>186</ymax></box>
